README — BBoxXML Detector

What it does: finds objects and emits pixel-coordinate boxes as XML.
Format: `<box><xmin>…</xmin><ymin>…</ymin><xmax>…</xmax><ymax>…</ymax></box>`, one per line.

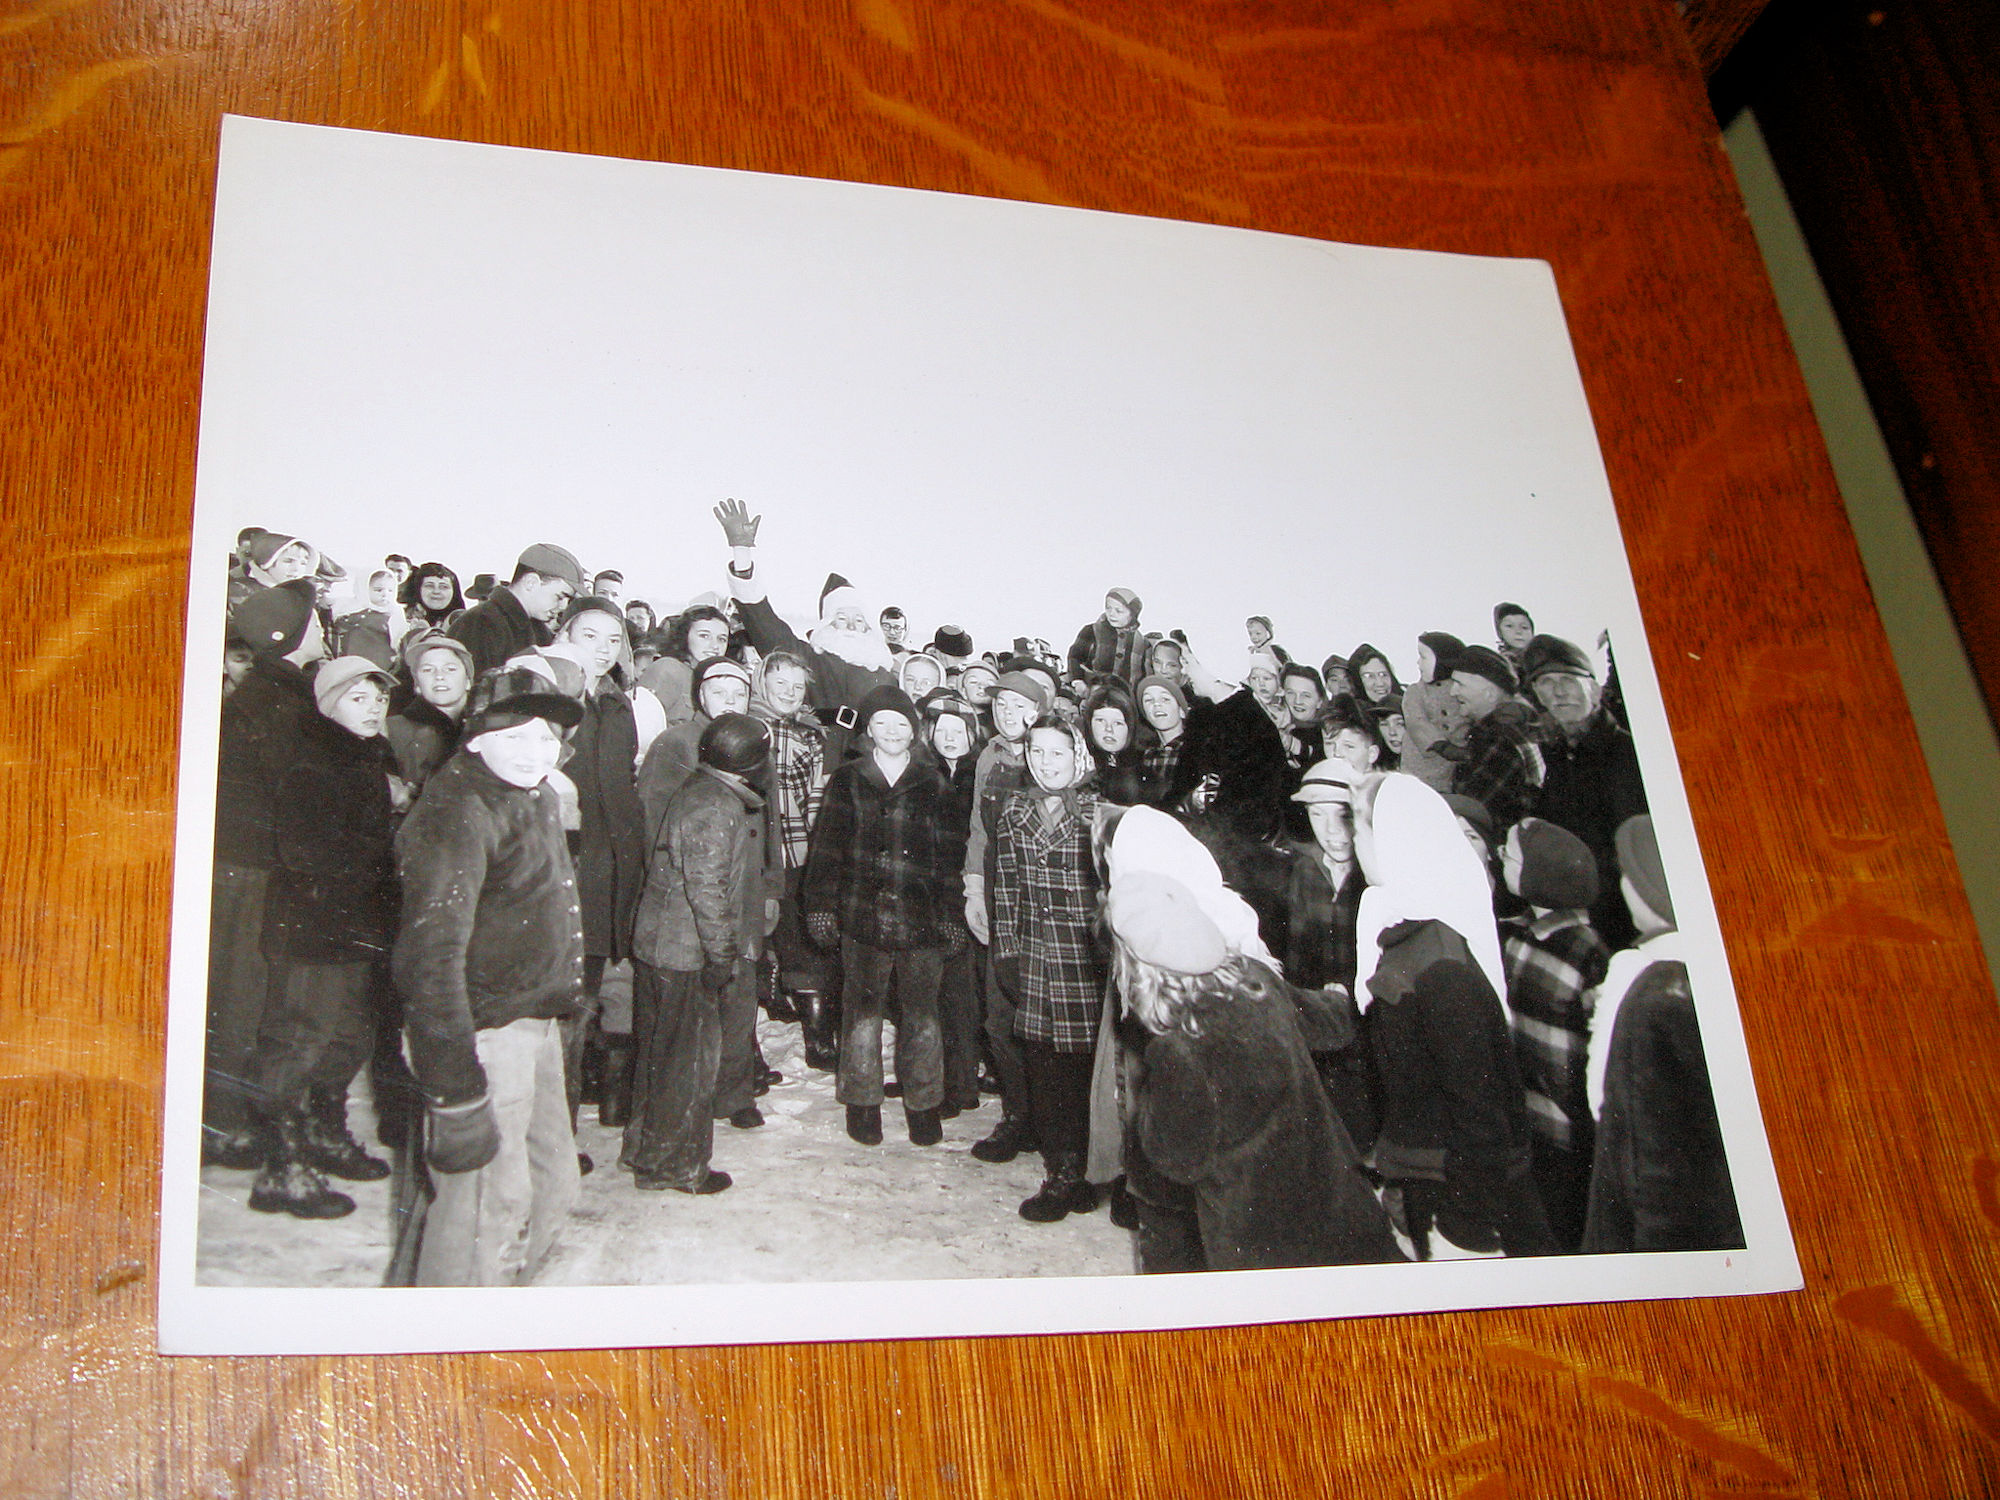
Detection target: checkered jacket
<box><xmin>992</xmin><ymin>787</ymin><xmax>1106</xmax><ymax>1051</ymax></box>
<box><xmin>1454</xmin><ymin>707</ymin><xmax>1544</xmax><ymax>830</ymax></box>
<box><xmin>756</xmin><ymin>708</ymin><xmax>826</xmax><ymax>870</ymax></box>
<box><xmin>800</xmin><ymin>753</ymin><xmax>959</xmax><ymax>951</ymax></box>
<box><xmin>1502</xmin><ymin>909</ymin><xmax>1611</xmax><ymax>1151</ymax></box>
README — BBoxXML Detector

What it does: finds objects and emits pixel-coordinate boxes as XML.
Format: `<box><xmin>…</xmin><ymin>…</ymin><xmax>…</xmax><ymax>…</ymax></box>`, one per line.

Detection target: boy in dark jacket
<box><xmin>802</xmin><ymin>685</ymin><xmax>960</xmax><ymax>1147</ymax></box>
<box><xmin>622</xmin><ymin>713</ymin><xmax>774</xmax><ymax>1193</ymax></box>
<box><xmin>240</xmin><ymin>656</ymin><xmax>401</xmax><ymax>1219</ymax></box>
<box><xmin>392</xmin><ymin>667</ymin><xmax>586</xmax><ymax>1285</ymax></box>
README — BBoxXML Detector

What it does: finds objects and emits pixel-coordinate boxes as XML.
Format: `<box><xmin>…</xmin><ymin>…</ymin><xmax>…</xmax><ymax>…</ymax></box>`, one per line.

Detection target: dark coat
<box><xmin>632</xmin><ymin>768</ymin><xmax>772</xmax><ymax>972</ymax></box>
<box><xmin>1367</xmin><ymin>918</ymin><xmax>1553</xmax><ymax>1256</ymax></box>
<box><xmin>636</xmin><ymin>714</ymin><xmax>707</xmax><ymax>844</ymax></box>
<box><xmin>1133</xmin><ymin>962</ymin><xmax>1401</xmax><ymax>1269</ymax></box>
<box><xmin>802</xmin><ymin>753</ymin><xmax>960</xmax><ymax>951</ymax></box>
<box><xmin>1533</xmin><ymin>711</ymin><xmax>1649</xmax><ymax>950</ymax></box>
<box><xmin>446</xmin><ymin>586</ymin><xmax>551</xmax><ymax>677</ymax></box>
<box><xmin>392</xmin><ymin>751</ymin><xmax>583</xmax><ymax>1107</ymax></box>
<box><xmin>1066</xmin><ymin>617</ymin><xmax>1145</xmax><ymax>687</ymax></box>
<box><xmin>1582</xmin><ymin>960</ymin><xmax>1744</xmax><ymax>1253</ymax></box>
<box><xmin>1178</xmin><ymin>688</ymin><xmax>1292</xmax><ymax>842</ymax></box>
<box><xmin>568</xmin><ymin>677</ymin><xmax>647</xmax><ymax>961</ymax></box>
<box><xmin>1282</xmin><ymin>845</ymin><xmax>1375</xmax><ymax>1149</ymax></box>
<box><xmin>991</xmin><ymin>787</ymin><xmax>1104</xmax><ymax>1050</ymax></box>
<box><xmin>214</xmin><ymin>654</ymin><xmax>314</xmax><ymax>869</ymax></box>
<box><xmin>259</xmin><ymin>708</ymin><xmax>400</xmax><ymax>965</ymax></box>
<box><xmin>384</xmin><ymin>697</ymin><xmax>463</xmax><ymax>793</ymax></box>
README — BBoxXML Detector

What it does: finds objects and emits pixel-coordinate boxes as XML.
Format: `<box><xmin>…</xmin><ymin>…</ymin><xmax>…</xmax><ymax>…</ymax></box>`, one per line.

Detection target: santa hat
<box><xmin>819</xmin><ymin>573</ymin><xmax>862</xmax><ymax>621</ymax></box>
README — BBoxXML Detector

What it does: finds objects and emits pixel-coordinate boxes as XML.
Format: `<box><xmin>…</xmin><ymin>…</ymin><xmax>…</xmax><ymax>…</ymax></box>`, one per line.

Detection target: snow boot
<box><xmin>249</xmin><ymin>1108</ymin><xmax>357</xmax><ymax>1220</ymax></box>
<box><xmin>1019</xmin><ymin>1154</ymin><xmax>1097</xmax><ymax>1223</ymax></box>
<box><xmin>201</xmin><ymin>1124</ymin><xmax>264</xmax><ymax>1171</ymax></box>
<box><xmin>905</xmin><ymin>1105</ymin><xmax>943</xmax><ymax>1146</ymax></box>
<box><xmin>597</xmin><ymin>1034</ymin><xmax>636</xmax><ymax>1128</ymax></box>
<box><xmin>846</xmin><ymin>1105</ymin><xmax>883</xmax><ymax>1146</ymax></box>
<box><xmin>760</xmin><ymin>954</ymin><xmax>797</xmax><ymax>1021</ymax></box>
<box><xmin>970</xmin><ymin>1112</ymin><xmax>1039</xmax><ymax>1164</ymax></box>
<box><xmin>301</xmin><ymin>1088</ymin><xmax>390</xmax><ymax>1182</ymax></box>
<box><xmin>798</xmin><ymin>991</ymin><xmax>840</xmax><ymax>1071</ymax></box>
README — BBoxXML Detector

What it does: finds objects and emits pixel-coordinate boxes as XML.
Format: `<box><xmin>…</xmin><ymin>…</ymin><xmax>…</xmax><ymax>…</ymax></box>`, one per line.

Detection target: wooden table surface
<box><xmin>6</xmin><ymin>1</ymin><xmax>1998</xmax><ymax>1494</ymax></box>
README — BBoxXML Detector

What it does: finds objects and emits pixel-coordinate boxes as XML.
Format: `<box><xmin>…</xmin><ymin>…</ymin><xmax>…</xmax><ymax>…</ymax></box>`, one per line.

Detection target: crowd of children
<box><xmin>204</xmin><ymin>506</ymin><xmax>1744</xmax><ymax>1284</ymax></box>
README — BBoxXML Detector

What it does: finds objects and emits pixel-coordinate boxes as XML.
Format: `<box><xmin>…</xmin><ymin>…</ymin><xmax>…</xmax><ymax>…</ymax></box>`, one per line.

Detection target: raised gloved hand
<box><xmin>807</xmin><ymin>911</ymin><xmax>840</xmax><ymax>951</ymax></box>
<box><xmin>426</xmin><ymin>1096</ymin><xmax>501</xmax><ymax>1174</ymax></box>
<box><xmin>713</xmin><ymin>497</ymin><xmax>761</xmax><ymax>550</ymax></box>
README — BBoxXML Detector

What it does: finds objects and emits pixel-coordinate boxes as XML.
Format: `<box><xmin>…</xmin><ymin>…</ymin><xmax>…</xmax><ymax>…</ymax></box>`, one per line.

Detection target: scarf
<box><xmin>1105</xmin><ymin>804</ymin><xmax>1273</xmax><ymax>966</ymax></box>
<box><xmin>1355</xmin><ymin>773</ymin><xmax>1506</xmax><ymax>1009</ymax></box>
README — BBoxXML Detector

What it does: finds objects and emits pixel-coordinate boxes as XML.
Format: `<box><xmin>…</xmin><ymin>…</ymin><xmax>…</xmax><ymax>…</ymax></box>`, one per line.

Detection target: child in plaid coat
<box><xmin>991</xmin><ymin>721</ymin><xmax>1106</xmax><ymax>1221</ymax></box>
<box><xmin>1498</xmin><ymin>816</ymin><xmax>1610</xmax><ymax>1251</ymax></box>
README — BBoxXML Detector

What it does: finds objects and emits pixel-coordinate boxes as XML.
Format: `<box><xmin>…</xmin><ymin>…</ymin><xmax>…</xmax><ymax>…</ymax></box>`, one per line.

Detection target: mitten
<box><xmin>807</xmin><ymin>911</ymin><xmax>840</xmax><ymax>950</ymax></box>
<box><xmin>426</xmin><ymin>1096</ymin><xmax>501</xmax><ymax>1174</ymax></box>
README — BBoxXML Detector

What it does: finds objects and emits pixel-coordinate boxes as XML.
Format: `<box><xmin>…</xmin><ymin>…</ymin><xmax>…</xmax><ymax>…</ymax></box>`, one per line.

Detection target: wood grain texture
<box><xmin>4</xmin><ymin>0</ymin><xmax>1999</xmax><ymax>1494</ymax></box>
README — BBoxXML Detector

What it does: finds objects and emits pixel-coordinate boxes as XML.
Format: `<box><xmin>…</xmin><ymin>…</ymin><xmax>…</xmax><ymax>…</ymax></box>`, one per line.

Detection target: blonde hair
<box><xmin>1114</xmin><ymin>944</ymin><xmax>1260</xmax><ymax>1037</ymax></box>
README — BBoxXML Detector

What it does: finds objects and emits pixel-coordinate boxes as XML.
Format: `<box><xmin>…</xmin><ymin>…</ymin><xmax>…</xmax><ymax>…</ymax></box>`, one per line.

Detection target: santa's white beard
<box><xmin>809</xmin><ymin>619</ymin><xmax>897</xmax><ymax>675</ymax></box>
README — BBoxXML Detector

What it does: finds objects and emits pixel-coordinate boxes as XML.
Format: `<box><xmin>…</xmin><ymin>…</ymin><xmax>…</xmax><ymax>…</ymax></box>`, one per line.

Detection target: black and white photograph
<box><xmin>160</xmin><ymin>115</ymin><xmax>1798</xmax><ymax>1354</ymax></box>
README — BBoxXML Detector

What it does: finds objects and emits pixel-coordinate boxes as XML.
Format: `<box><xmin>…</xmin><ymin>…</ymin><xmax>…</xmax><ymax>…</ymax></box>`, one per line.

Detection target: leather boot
<box><xmin>760</xmin><ymin>953</ymin><xmax>798</xmax><ymax>1021</ymax></box>
<box><xmin>753</xmin><ymin>1034</ymin><xmax>783</xmax><ymax>1092</ymax></box>
<box><xmin>905</xmin><ymin>1105</ymin><xmax>943</xmax><ymax>1146</ymax></box>
<box><xmin>798</xmin><ymin>991</ymin><xmax>840</xmax><ymax>1071</ymax></box>
<box><xmin>846</xmin><ymin>1104</ymin><xmax>883</xmax><ymax>1146</ymax></box>
<box><xmin>301</xmin><ymin>1087</ymin><xmax>390</xmax><ymax>1182</ymax></box>
<box><xmin>1019</xmin><ymin>1152</ymin><xmax>1097</xmax><ymax>1223</ymax></box>
<box><xmin>597</xmin><ymin>1034</ymin><xmax>635</xmax><ymax>1128</ymax></box>
<box><xmin>249</xmin><ymin>1106</ymin><xmax>357</xmax><ymax>1220</ymax></box>
<box><xmin>201</xmin><ymin>1123</ymin><xmax>264</xmax><ymax>1170</ymax></box>
<box><xmin>970</xmin><ymin>1112</ymin><xmax>1039</xmax><ymax>1164</ymax></box>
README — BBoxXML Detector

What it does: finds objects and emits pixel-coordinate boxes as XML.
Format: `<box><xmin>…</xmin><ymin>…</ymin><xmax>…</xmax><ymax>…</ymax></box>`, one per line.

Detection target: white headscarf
<box><xmin>1105</xmin><ymin>804</ymin><xmax>1274</xmax><ymax>967</ymax></box>
<box><xmin>1354</xmin><ymin>773</ymin><xmax>1506</xmax><ymax>1007</ymax></box>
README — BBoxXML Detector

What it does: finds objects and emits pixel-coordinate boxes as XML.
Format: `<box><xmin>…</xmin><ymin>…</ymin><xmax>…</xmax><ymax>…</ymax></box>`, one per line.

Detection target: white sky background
<box><xmin>194</xmin><ymin>118</ymin><xmax>1638</xmax><ymax>683</ymax></box>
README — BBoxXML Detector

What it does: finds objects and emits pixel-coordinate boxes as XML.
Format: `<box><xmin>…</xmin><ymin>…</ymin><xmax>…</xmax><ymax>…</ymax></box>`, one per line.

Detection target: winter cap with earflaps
<box><xmin>246</xmin><ymin>531</ymin><xmax>312</xmax><ymax>571</ymax></box>
<box><xmin>1106</xmin><ymin>872</ymin><xmax>1226</xmax><ymax>976</ymax></box>
<box><xmin>463</xmin><ymin>665</ymin><xmax>586</xmax><ymax>738</ymax></box>
<box><xmin>918</xmin><ymin>690</ymin><xmax>980</xmax><ymax>741</ymax></box>
<box><xmin>515</xmin><ymin>543</ymin><xmax>585</xmax><ymax>592</ymax></box>
<box><xmin>691</xmin><ymin>656</ymin><xmax>753</xmax><ymax>698</ymax></box>
<box><xmin>1510</xmin><ymin>817</ymin><xmax>1599</xmax><ymax>910</ymax></box>
<box><xmin>313</xmin><ymin>656</ymin><xmax>395</xmax><ymax>716</ymax></box>
<box><xmin>1615</xmin><ymin>814</ymin><xmax>1674</xmax><ymax>927</ymax></box>
<box><xmin>1105</xmin><ymin>587</ymin><xmax>1143</xmax><ymax>619</ymax></box>
<box><xmin>229</xmin><ymin>579</ymin><xmax>317</xmax><ymax>655</ymax></box>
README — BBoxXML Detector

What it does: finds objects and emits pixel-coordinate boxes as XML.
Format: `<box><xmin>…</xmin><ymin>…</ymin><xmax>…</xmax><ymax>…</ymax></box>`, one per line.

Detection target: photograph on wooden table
<box><xmin>158</xmin><ymin>114</ymin><xmax>1799</xmax><ymax>1354</ymax></box>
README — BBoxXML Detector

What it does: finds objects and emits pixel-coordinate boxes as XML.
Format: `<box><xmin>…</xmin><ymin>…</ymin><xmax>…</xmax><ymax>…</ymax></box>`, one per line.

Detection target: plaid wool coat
<box><xmin>991</xmin><ymin>786</ymin><xmax>1105</xmax><ymax>1051</ymax></box>
<box><xmin>801</xmin><ymin>753</ymin><xmax>960</xmax><ymax>951</ymax></box>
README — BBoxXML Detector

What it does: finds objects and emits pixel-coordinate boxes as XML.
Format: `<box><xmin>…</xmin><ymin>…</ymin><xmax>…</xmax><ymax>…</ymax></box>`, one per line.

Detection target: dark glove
<box><xmin>807</xmin><ymin>911</ymin><xmax>840</xmax><ymax>951</ymax></box>
<box><xmin>714</xmin><ymin>497</ymin><xmax>762</xmax><ymax>549</ymax></box>
<box><xmin>701</xmin><ymin>959</ymin><xmax>734</xmax><ymax>994</ymax></box>
<box><xmin>992</xmin><ymin>955</ymin><xmax>1022</xmax><ymax>1002</ymax></box>
<box><xmin>426</xmin><ymin>1097</ymin><xmax>501</xmax><ymax>1175</ymax></box>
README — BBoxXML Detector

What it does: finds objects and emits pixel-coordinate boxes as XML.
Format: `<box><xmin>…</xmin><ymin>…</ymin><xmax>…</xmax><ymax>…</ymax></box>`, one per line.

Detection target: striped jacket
<box><xmin>991</xmin><ymin>787</ymin><xmax>1105</xmax><ymax>1051</ymax></box>
<box><xmin>1502</xmin><ymin>908</ymin><xmax>1611</xmax><ymax>1151</ymax></box>
<box><xmin>801</xmin><ymin>753</ymin><xmax>959</xmax><ymax>951</ymax></box>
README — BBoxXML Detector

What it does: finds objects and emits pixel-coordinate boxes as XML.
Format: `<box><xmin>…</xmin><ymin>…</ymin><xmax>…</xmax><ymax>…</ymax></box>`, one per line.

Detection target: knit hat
<box><xmin>1520</xmin><ymin>633</ymin><xmax>1595</xmax><ymax>684</ymax></box>
<box><xmin>1511</xmin><ymin>817</ymin><xmax>1599</xmax><ymax>909</ymax></box>
<box><xmin>229</xmin><ymin>579</ymin><xmax>317</xmax><ymax>656</ymax></box>
<box><xmin>1106</xmin><ymin>587</ymin><xmax>1143</xmax><ymax>619</ymax></box>
<box><xmin>1245</xmin><ymin>648</ymin><xmax>1283</xmax><ymax>677</ymax></box>
<box><xmin>1133</xmin><ymin>673</ymin><xmax>1188</xmax><ymax>715</ymax></box>
<box><xmin>856</xmin><ymin>683</ymin><xmax>922</xmax><ymax>740</ymax></box>
<box><xmin>992</xmin><ymin>671</ymin><xmax>1051</xmax><ymax>715</ymax></box>
<box><xmin>402</xmin><ymin>629</ymin><xmax>475</xmax><ymax>678</ymax></box>
<box><xmin>1106</xmin><ymin>872</ymin><xmax>1227</xmax><ymax>976</ymax></box>
<box><xmin>464</xmin><ymin>665</ymin><xmax>586</xmax><ymax>738</ymax></box>
<box><xmin>1451</xmin><ymin>644</ymin><xmax>1518</xmax><ymax>694</ymax></box>
<box><xmin>1616</xmin><ymin>814</ymin><xmax>1674</xmax><ymax>927</ymax></box>
<box><xmin>1292</xmin><ymin>759</ymin><xmax>1358</xmax><ymax>805</ymax></box>
<box><xmin>692</xmin><ymin>656</ymin><xmax>753</xmax><ymax>708</ymax></box>
<box><xmin>515</xmin><ymin>543</ymin><xmax>584</xmax><ymax>592</ymax></box>
<box><xmin>313</xmin><ymin>656</ymin><xmax>394</xmax><ymax>716</ymax></box>
<box><xmin>931</xmin><ymin>626</ymin><xmax>974</xmax><ymax>661</ymax></box>
<box><xmin>1443</xmin><ymin>793</ymin><xmax>1495</xmax><ymax>847</ymax></box>
<box><xmin>558</xmin><ymin>594</ymin><xmax>625</xmax><ymax>630</ymax></box>
<box><xmin>1494</xmin><ymin>601</ymin><xmax>1533</xmax><ymax>631</ymax></box>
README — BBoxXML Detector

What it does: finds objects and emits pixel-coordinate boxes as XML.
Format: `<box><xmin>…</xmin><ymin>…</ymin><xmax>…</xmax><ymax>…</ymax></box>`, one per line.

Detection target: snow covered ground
<box><xmin>196</xmin><ymin>1013</ymin><xmax>1138</xmax><ymax>1288</ymax></box>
